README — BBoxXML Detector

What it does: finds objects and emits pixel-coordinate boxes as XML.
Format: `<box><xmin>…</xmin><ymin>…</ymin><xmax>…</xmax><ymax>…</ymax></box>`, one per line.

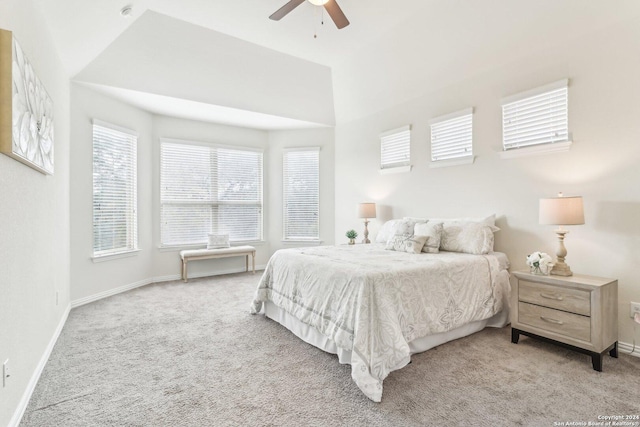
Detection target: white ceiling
<box><xmin>34</xmin><ymin>0</ymin><xmax>430</xmax><ymax>76</ymax></box>
<box><xmin>33</xmin><ymin>0</ymin><xmax>640</xmax><ymax>129</ymax></box>
<box><xmin>37</xmin><ymin>0</ymin><xmax>423</xmax><ymax>128</ymax></box>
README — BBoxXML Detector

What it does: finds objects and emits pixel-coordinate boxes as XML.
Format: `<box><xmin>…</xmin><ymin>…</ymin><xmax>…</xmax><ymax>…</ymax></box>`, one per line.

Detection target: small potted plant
<box><xmin>345</xmin><ymin>229</ymin><xmax>358</xmax><ymax>245</ymax></box>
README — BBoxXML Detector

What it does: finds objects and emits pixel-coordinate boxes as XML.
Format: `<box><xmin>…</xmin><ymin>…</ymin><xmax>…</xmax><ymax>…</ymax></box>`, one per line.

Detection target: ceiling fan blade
<box><xmin>323</xmin><ymin>0</ymin><xmax>350</xmax><ymax>29</ymax></box>
<box><xmin>269</xmin><ymin>0</ymin><xmax>305</xmax><ymax>21</ymax></box>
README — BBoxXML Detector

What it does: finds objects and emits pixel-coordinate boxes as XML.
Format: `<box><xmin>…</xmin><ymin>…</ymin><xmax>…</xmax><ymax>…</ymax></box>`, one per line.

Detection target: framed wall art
<box><xmin>0</xmin><ymin>28</ymin><xmax>54</xmax><ymax>175</ymax></box>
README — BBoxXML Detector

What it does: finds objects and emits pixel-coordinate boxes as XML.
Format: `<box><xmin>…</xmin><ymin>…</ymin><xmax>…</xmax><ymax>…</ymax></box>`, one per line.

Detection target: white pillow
<box><xmin>207</xmin><ymin>234</ymin><xmax>230</xmax><ymax>249</ymax></box>
<box><xmin>402</xmin><ymin>217</ymin><xmax>428</xmax><ymax>223</ymax></box>
<box><xmin>440</xmin><ymin>223</ymin><xmax>494</xmax><ymax>254</ymax></box>
<box><xmin>376</xmin><ymin>218</ymin><xmax>419</xmax><ymax>243</ymax></box>
<box><xmin>414</xmin><ymin>222</ymin><xmax>443</xmax><ymax>254</ymax></box>
<box><xmin>430</xmin><ymin>214</ymin><xmax>500</xmax><ymax>232</ymax></box>
<box><xmin>375</xmin><ymin>219</ymin><xmax>400</xmax><ymax>243</ymax></box>
<box><xmin>385</xmin><ymin>233</ymin><xmax>428</xmax><ymax>254</ymax></box>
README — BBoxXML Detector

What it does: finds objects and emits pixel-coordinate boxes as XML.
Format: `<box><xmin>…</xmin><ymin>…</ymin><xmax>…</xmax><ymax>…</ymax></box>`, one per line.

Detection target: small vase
<box><xmin>531</xmin><ymin>265</ymin><xmax>548</xmax><ymax>275</ymax></box>
<box><xmin>348</xmin><ymin>238</ymin><xmax>355</xmax><ymax>245</ymax></box>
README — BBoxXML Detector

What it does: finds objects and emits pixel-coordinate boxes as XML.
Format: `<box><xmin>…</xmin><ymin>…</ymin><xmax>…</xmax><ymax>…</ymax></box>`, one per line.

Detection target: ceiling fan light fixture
<box><xmin>270</xmin><ymin>0</ymin><xmax>349</xmax><ymax>29</ymax></box>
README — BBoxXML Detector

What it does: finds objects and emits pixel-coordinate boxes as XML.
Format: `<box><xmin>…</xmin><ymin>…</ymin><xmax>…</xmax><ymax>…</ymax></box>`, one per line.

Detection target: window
<box><xmin>501</xmin><ymin>79</ymin><xmax>570</xmax><ymax>154</ymax></box>
<box><xmin>430</xmin><ymin>108</ymin><xmax>474</xmax><ymax>165</ymax></box>
<box><xmin>283</xmin><ymin>148</ymin><xmax>320</xmax><ymax>241</ymax></box>
<box><xmin>92</xmin><ymin>120</ymin><xmax>138</xmax><ymax>258</ymax></box>
<box><xmin>160</xmin><ymin>139</ymin><xmax>263</xmax><ymax>246</ymax></box>
<box><xmin>380</xmin><ymin>125</ymin><xmax>411</xmax><ymax>172</ymax></box>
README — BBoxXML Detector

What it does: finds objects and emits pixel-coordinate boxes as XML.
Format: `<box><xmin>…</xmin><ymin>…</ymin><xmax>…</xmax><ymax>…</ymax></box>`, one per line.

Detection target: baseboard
<box><xmin>71</xmin><ymin>278</ymin><xmax>152</xmax><ymax>308</ymax></box>
<box><xmin>72</xmin><ymin>266</ymin><xmax>266</xmax><ymax>308</ymax></box>
<box><xmin>618</xmin><ymin>341</ymin><xmax>640</xmax><ymax>358</ymax></box>
<box><xmin>152</xmin><ymin>265</ymin><xmax>266</xmax><ymax>283</ymax></box>
<box><xmin>9</xmin><ymin>304</ymin><xmax>71</xmax><ymax>427</ymax></box>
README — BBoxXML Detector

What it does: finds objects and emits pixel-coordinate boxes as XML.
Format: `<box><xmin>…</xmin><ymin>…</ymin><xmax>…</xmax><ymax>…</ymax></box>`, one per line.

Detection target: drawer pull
<box><xmin>540</xmin><ymin>292</ymin><xmax>564</xmax><ymax>301</ymax></box>
<box><xmin>540</xmin><ymin>316</ymin><xmax>564</xmax><ymax>325</ymax></box>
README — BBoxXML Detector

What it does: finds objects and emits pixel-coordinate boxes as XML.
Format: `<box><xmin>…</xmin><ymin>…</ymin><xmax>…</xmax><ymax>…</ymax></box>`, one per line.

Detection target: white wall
<box><xmin>0</xmin><ymin>1</ymin><xmax>71</xmax><ymax>425</ymax></box>
<box><xmin>334</xmin><ymin>11</ymin><xmax>640</xmax><ymax>345</ymax></box>
<box><xmin>70</xmin><ymin>84</ymin><xmax>154</xmax><ymax>302</ymax></box>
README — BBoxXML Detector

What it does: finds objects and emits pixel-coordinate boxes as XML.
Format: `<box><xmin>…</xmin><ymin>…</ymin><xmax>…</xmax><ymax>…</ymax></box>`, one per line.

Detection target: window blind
<box><xmin>160</xmin><ymin>140</ymin><xmax>263</xmax><ymax>246</ymax></box>
<box><xmin>502</xmin><ymin>79</ymin><xmax>569</xmax><ymax>150</ymax></box>
<box><xmin>430</xmin><ymin>108</ymin><xmax>473</xmax><ymax>161</ymax></box>
<box><xmin>380</xmin><ymin>125</ymin><xmax>411</xmax><ymax>169</ymax></box>
<box><xmin>283</xmin><ymin>148</ymin><xmax>319</xmax><ymax>240</ymax></box>
<box><xmin>92</xmin><ymin>121</ymin><xmax>138</xmax><ymax>257</ymax></box>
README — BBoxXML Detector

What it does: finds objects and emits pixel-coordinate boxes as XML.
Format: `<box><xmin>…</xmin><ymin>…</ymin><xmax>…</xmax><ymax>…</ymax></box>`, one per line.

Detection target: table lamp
<box><xmin>358</xmin><ymin>203</ymin><xmax>376</xmax><ymax>244</ymax></box>
<box><xmin>539</xmin><ymin>192</ymin><xmax>584</xmax><ymax>276</ymax></box>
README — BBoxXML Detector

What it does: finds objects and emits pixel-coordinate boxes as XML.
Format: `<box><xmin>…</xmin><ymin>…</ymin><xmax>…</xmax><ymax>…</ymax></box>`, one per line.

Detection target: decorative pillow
<box><xmin>414</xmin><ymin>222</ymin><xmax>443</xmax><ymax>254</ymax></box>
<box><xmin>385</xmin><ymin>233</ymin><xmax>428</xmax><ymax>254</ymax></box>
<box><xmin>390</xmin><ymin>218</ymin><xmax>420</xmax><ymax>236</ymax></box>
<box><xmin>207</xmin><ymin>234</ymin><xmax>230</xmax><ymax>249</ymax></box>
<box><xmin>375</xmin><ymin>219</ymin><xmax>400</xmax><ymax>243</ymax></box>
<box><xmin>439</xmin><ymin>223</ymin><xmax>494</xmax><ymax>254</ymax></box>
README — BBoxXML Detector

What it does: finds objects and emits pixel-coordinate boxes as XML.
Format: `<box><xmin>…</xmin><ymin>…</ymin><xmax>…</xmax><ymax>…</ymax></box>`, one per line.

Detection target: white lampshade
<box><xmin>308</xmin><ymin>0</ymin><xmax>329</xmax><ymax>5</ymax></box>
<box><xmin>358</xmin><ymin>203</ymin><xmax>377</xmax><ymax>219</ymax></box>
<box><xmin>539</xmin><ymin>194</ymin><xmax>585</xmax><ymax>225</ymax></box>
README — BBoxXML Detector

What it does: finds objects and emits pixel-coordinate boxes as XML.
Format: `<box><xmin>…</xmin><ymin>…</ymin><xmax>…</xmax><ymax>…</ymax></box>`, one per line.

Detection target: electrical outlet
<box><xmin>631</xmin><ymin>301</ymin><xmax>640</xmax><ymax>319</ymax></box>
<box><xmin>2</xmin><ymin>359</ymin><xmax>9</xmax><ymax>387</ymax></box>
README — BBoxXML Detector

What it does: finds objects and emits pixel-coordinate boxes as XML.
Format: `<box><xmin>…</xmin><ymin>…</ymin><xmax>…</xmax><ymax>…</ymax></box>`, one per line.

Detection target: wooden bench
<box><xmin>179</xmin><ymin>246</ymin><xmax>256</xmax><ymax>282</ymax></box>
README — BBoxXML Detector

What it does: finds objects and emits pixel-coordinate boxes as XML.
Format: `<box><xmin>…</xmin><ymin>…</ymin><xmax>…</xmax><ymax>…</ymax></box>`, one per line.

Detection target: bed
<box><xmin>250</xmin><ymin>241</ymin><xmax>510</xmax><ymax>402</ymax></box>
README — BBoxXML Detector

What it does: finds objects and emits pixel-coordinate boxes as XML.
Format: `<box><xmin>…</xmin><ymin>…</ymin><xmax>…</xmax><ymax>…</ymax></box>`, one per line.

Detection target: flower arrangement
<box><xmin>526</xmin><ymin>251</ymin><xmax>554</xmax><ymax>275</ymax></box>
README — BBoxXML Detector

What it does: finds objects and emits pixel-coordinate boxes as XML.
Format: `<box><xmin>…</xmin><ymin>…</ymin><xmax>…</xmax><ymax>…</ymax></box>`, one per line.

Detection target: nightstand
<box><xmin>511</xmin><ymin>270</ymin><xmax>618</xmax><ymax>371</ymax></box>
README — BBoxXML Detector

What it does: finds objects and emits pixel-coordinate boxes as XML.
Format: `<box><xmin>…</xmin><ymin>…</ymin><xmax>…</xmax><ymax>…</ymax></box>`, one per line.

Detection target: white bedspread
<box><xmin>250</xmin><ymin>244</ymin><xmax>508</xmax><ymax>402</ymax></box>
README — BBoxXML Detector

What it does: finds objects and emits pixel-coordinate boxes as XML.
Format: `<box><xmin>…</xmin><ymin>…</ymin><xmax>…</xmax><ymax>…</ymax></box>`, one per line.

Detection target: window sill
<box><xmin>429</xmin><ymin>156</ymin><xmax>475</xmax><ymax>168</ymax></box>
<box><xmin>379</xmin><ymin>165</ymin><xmax>412</xmax><ymax>175</ymax></box>
<box><xmin>92</xmin><ymin>249</ymin><xmax>141</xmax><ymax>263</ymax></box>
<box><xmin>499</xmin><ymin>140</ymin><xmax>572</xmax><ymax>159</ymax></box>
<box><xmin>281</xmin><ymin>239</ymin><xmax>323</xmax><ymax>246</ymax></box>
<box><xmin>158</xmin><ymin>241</ymin><xmax>266</xmax><ymax>252</ymax></box>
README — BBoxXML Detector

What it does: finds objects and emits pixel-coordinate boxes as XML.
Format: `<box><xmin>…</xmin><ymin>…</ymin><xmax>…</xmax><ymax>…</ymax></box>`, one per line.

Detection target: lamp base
<box><xmin>362</xmin><ymin>219</ymin><xmax>371</xmax><ymax>244</ymax></box>
<box><xmin>551</xmin><ymin>229</ymin><xmax>573</xmax><ymax>276</ymax></box>
<box><xmin>551</xmin><ymin>262</ymin><xmax>573</xmax><ymax>277</ymax></box>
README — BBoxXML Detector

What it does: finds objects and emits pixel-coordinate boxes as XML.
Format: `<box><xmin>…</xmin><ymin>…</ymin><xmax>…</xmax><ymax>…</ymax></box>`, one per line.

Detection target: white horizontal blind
<box><xmin>161</xmin><ymin>140</ymin><xmax>263</xmax><ymax>246</ymax></box>
<box><xmin>92</xmin><ymin>122</ymin><xmax>138</xmax><ymax>256</ymax></box>
<box><xmin>283</xmin><ymin>148</ymin><xmax>319</xmax><ymax>240</ymax></box>
<box><xmin>502</xmin><ymin>80</ymin><xmax>569</xmax><ymax>150</ymax></box>
<box><xmin>380</xmin><ymin>125</ymin><xmax>411</xmax><ymax>169</ymax></box>
<box><xmin>430</xmin><ymin>108</ymin><xmax>473</xmax><ymax>161</ymax></box>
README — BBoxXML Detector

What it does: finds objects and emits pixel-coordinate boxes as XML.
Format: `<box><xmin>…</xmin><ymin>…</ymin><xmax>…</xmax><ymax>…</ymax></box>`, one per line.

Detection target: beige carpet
<box><xmin>21</xmin><ymin>272</ymin><xmax>640</xmax><ymax>426</ymax></box>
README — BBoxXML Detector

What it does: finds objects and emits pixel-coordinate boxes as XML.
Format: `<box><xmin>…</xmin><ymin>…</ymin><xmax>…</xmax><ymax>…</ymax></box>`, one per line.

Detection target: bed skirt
<box><xmin>264</xmin><ymin>300</ymin><xmax>510</xmax><ymax>366</ymax></box>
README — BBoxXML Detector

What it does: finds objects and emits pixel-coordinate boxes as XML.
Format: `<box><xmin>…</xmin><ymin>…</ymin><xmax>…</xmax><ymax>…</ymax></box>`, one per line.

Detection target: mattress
<box><xmin>251</xmin><ymin>243</ymin><xmax>510</xmax><ymax>402</ymax></box>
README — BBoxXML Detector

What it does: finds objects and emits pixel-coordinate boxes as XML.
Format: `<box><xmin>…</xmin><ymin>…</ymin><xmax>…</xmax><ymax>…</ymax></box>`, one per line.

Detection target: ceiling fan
<box><xmin>269</xmin><ymin>0</ymin><xmax>350</xmax><ymax>29</ymax></box>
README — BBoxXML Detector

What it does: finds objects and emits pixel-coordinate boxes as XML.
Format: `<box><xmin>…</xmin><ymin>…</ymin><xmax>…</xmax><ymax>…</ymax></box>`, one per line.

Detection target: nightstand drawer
<box><xmin>519</xmin><ymin>280</ymin><xmax>590</xmax><ymax>316</ymax></box>
<box><xmin>518</xmin><ymin>302</ymin><xmax>591</xmax><ymax>342</ymax></box>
